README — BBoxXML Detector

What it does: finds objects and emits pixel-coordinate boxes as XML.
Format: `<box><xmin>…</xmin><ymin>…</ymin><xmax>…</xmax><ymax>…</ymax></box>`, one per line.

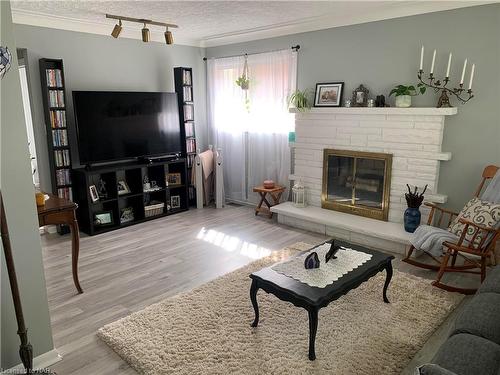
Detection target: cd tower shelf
<box><xmin>174</xmin><ymin>67</ymin><xmax>197</xmax><ymax>206</ymax></box>
<box><xmin>39</xmin><ymin>58</ymin><xmax>73</xmax><ymax>233</ymax></box>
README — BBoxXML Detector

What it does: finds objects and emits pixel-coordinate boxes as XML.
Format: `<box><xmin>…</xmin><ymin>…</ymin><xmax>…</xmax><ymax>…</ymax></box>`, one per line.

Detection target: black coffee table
<box><xmin>249</xmin><ymin>240</ymin><xmax>394</xmax><ymax>360</ymax></box>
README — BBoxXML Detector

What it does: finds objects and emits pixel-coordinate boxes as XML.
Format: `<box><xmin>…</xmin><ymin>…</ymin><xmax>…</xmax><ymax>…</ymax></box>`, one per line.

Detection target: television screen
<box><xmin>73</xmin><ymin>91</ymin><xmax>182</xmax><ymax>164</ymax></box>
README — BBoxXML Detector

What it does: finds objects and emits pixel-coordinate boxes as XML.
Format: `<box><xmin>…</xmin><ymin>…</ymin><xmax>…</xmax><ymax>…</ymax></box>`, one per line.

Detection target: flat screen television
<box><xmin>73</xmin><ymin>91</ymin><xmax>182</xmax><ymax>164</ymax></box>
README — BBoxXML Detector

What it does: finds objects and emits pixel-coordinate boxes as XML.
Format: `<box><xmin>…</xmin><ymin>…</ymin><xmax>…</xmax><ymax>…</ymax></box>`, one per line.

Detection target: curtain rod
<box><xmin>202</xmin><ymin>45</ymin><xmax>300</xmax><ymax>61</ymax></box>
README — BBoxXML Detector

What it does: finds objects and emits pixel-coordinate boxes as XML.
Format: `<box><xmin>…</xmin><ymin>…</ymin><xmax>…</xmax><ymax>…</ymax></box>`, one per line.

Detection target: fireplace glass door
<box><xmin>322</xmin><ymin>149</ymin><xmax>392</xmax><ymax>221</ymax></box>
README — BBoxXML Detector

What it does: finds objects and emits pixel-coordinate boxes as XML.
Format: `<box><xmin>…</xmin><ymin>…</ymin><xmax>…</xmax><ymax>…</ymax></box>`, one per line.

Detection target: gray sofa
<box><xmin>419</xmin><ymin>266</ymin><xmax>500</xmax><ymax>375</ymax></box>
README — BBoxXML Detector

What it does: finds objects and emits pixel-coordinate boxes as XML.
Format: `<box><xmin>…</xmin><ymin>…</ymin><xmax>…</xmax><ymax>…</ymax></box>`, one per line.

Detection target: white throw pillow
<box><xmin>448</xmin><ymin>197</ymin><xmax>500</xmax><ymax>246</ymax></box>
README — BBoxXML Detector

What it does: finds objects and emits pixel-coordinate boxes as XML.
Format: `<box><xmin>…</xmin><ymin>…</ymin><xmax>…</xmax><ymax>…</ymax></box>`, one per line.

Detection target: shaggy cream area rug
<box><xmin>98</xmin><ymin>242</ymin><xmax>463</xmax><ymax>375</ymax></box>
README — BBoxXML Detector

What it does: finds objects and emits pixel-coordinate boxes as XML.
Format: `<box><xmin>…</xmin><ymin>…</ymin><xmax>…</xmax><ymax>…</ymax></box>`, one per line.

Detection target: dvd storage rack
<box><xmin>174</xmin><ymin>67</ymin><xmax>197</xmax><ymax>206</ymax></box>
<box><xmin>39</xmin><ymin>58</ymin><xmax>73</xmax><ymax>233</ymax></box>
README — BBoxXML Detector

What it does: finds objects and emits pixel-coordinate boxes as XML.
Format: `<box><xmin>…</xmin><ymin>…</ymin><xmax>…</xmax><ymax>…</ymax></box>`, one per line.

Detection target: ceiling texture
<box><xmin>10</xmin><ymin>1</ymin><xmax>491</xmax><ymax>47</ymax></box>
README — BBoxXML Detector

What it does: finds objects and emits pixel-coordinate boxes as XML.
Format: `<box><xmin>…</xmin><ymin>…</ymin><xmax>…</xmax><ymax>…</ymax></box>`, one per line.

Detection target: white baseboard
<box><xmin>4</xmin><ymin>348</ymin><xmax>62</xmax><ymax>373</ymax></box>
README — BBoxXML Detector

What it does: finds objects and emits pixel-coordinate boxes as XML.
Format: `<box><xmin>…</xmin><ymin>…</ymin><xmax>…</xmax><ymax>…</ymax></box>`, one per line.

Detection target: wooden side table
<box><xmin>38</xmin><ymin>193</ymin><xmax>83</xmax><ymax>294</ymax></box>
<box><xmin>253</xmin><ymin>185</ymin><xmax>285</xmax><ymax>218</ymax></box>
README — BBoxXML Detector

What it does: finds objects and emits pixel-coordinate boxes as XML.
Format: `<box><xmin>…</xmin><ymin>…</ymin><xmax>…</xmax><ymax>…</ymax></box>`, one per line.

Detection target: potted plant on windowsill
<box><xmin>389</xmin><ymin>84</ymin><xmax>426</xmax><ymax>108</ymax></box>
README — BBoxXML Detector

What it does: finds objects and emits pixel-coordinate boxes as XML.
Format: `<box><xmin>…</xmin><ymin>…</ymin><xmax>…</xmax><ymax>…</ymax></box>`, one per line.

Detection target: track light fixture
<box><xmin>106</xmin><ymin>14</ymin><xmax>178</xmax><ymax>45</ymax></box>
<box><xmin>165</xmin><ymin>27</ymin><xmax>173</xmax><ymax>45</ymax></box>
<box><xmin>111</xmin><ymin>19</ymin><xmax>122</xmax><ymax>38</ymax></box>
<box><xmin>142</xmin><ymin>23</ymin><xmax>150</xmax><ymax>43</ymax></box>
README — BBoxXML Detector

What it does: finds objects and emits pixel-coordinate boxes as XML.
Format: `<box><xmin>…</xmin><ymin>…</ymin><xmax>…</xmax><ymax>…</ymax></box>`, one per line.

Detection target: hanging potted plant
<box><xmin>236</xmin><ymin>55</ymin><xmax>250</xmax><ymax>90</ymax></box>
<box><xmin>389</xmin><ymin>83</ymin><xmax>426</xmax><ymax>108</ymax></box>
<box><xmin>288</xmin><ymin>89</ymin><xmax>312</xmax><ymax>112</ymax></box>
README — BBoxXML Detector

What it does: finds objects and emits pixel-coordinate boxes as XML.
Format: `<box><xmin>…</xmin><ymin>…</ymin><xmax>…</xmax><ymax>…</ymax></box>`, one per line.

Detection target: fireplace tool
<box><xmin>1</xmin><ymin>191</ymin><xmax>56</xmax><ymax>374</ymax></box>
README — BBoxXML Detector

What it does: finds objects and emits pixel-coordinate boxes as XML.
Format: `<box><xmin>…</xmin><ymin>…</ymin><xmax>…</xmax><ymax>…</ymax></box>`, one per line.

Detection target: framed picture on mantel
<box><xmin>314</xmin><ymin>82</ymin><xmax>344</xmax><ymax>107</ymax></box>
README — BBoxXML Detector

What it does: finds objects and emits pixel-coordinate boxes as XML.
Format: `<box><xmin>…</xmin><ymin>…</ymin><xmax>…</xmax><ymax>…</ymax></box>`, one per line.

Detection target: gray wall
<box><xmin>13</xmin><ymin>24</ymin><xmax>207</xmax><ymax>193</ymax></box>
<box><xmin>1</xmin><ymin>1</ymin><xmax>54</xmax><ymax>368</ymax></box>
<box><xmin>206</xmin><ymin>4</ymin><xmax>500</xmax><ymax>211</ymax></box>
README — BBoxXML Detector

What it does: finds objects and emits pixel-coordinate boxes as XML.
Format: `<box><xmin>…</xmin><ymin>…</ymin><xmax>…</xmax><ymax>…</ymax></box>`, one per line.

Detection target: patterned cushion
<box><xmin>448</xmin><ymin>197</ymin><xmax>500</xmax><ymax>246</ymax></box>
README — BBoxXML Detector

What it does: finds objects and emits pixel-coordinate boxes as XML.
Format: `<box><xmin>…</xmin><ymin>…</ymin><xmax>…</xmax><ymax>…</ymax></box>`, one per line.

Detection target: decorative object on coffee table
<box><xmin>292</xmin><ymin>179</ymin><xmax>306</xmax><ymax>207</ymax></box>
<box><xmin>417</xmin><ymin>46</ymin><xmax>475</xmax><ymax>108</ymax></box>
<box><xmin>253</xmin><ymin>184</ymin><xmax>285</xmax><ymax>218</ymax></box>
<box><xmin>352</xmin><ymin>84</ymin><xmax>369</xmax><ymax>107</ymax></box>
<box><xmin>304</xmin><ymin>252</ymin><xmax>320</xmax><ymax>269</ymax></box>
<box><xmin>404</xmin><ymin>184</ymin><xmax>427</xmax><ymax>233</ymax></box>
<box><xmin>250</xmin><ymin>239</ymin><xmax>394</xmax><ymax>360</ymax></box>
<box><xmin>325</xmin><ymin>240</ymin><xmax>340</xmax><ymax>262</ymax></box>
<box><xmin>314</xmin><ymin>82</ymin><xmax>343</xmax><ymax>107</ymax></box>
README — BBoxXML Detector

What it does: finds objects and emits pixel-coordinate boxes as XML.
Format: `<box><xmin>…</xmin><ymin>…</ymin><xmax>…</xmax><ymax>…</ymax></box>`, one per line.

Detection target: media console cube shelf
<box><xmin>73</xmin><ymin>159</ymin><xmax>188</xmax><ymax>235</ymax></box>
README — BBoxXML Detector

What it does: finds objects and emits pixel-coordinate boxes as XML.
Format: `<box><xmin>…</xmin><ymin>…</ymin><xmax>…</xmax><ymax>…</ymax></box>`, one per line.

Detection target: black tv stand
<box><xmin>73</xmin><ymin>158</ymin><xmax>188</xmax><ymax>235</ymax></box>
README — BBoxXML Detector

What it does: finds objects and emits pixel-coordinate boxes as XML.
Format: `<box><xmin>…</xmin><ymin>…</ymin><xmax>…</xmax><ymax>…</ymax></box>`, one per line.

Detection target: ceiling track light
<box><xmin>111</xmin><ymin>19</ymin><xmax>122</xmax><ymax>38</ymax></box>
<box><xmin>142</xmin><ymin>23</ymin><xmax>150</xmax><ymax>43</ymax></box>
<box><xmin>106</xmin><ymin>14</ymin><xmax>178</xmax><ymax>45</ymax></box>
<box><xmin>165</xmin><ymin>27</ymin><xmax>173</xmax><ymax>45</ymax></box>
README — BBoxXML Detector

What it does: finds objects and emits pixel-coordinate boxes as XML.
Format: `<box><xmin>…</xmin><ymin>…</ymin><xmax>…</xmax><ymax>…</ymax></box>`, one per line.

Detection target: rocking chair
<box><xmin>402</xmin><ymin>165</ymin><xmax>500</xmax><ymax>294</ymax></box>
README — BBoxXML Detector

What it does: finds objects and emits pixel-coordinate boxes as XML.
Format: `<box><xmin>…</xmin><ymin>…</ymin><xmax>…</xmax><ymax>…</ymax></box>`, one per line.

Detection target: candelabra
<box><xmin>417</xmin><ymin>70</ymin><xmax>474</xmax><ymax>108</ymax></box>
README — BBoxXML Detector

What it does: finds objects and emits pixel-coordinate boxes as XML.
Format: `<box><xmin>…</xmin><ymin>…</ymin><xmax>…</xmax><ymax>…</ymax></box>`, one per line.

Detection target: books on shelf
<box><xmin>183</xmin><ymin>69</ymin><xmax>192</xmax><ymax>85</ymax></box>
<box><xmin>187</xmin><ymin>153</ymin><xmax>196</xmax><ymax>168</ymax></box>
<box><xmin>48</xmin><ymin>90</ymin><xmax>65</xmax><ymax>107</ymax></box>
<box><xmin>56</xmin><ymin>168</ymin><xmax>71</xmax><ymax>186</ymax></box>
<box><xmin>184</xmin><ymin>104</ymin><xmax>194</xmax><ymax>121</ymax></box>
<box><xmin>185</xmin><ymin>121</ymin><xmax>195</xmax><ymax>137</ymax></box>
<box><xmin>52</xmin><ymin>129</ymin><xmax>68</xmax><ymax>147</ymax></box>
<box><xmin>183</xmin><ymin>86</ymin><xmax>192</xmax><ymax>102</ymax></box>
<box><xmin>57</xmin><ymin>187</ymin><xmax>73</xmax><ymax>201</ymax></box>
<box><xmin>54</xmin><ymin>149</ymin><xmax>71</xmax><ymax>167</ymax></box>
<box><xmin>50</xmin><ymin>110</ymin><xmax>66</xmax><ymax>128</ymax></box>
<box><xmin>186</xmin><ymin>138</ymin><xmax>196</xmax><ymax>153</ymax></box>
<box><xmin>46</xmin><ymin>69</ymin><xmax>63</xmax><ymax>87</ymax></box>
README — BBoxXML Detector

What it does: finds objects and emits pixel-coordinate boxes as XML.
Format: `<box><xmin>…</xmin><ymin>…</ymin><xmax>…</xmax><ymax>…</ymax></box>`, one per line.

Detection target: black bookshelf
<box><xmin>72</xmin><ymin>159</ymin><xmax>189</xmax><ymax>235</ymax></box>
<box><xmin>39</xmin><ymin>58</ymin><xmax>73</xmax><ymax>234</ymax></box>
<box><xmin>174</xmin><ymin>67</ymin><xmax>197</xmax><ymax>206</ymax></box>
<box><xmin>39</xmin><ymin>58</ymin><xmax>73</xmax><ymax>201</ymax></box>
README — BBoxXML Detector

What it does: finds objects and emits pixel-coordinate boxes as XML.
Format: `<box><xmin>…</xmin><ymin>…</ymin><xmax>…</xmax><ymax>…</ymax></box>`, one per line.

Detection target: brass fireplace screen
<box><xmin>321</xmin><ymin>149</ymin><xmax>392</xmax><ymax>221</ymax></box>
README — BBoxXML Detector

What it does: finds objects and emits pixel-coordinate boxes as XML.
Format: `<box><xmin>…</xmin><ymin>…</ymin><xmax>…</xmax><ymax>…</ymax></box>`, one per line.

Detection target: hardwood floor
<box><xmin>41</xmin><ymin>204</ymin><xmax>478</xmax><ymax>374</ymax></box>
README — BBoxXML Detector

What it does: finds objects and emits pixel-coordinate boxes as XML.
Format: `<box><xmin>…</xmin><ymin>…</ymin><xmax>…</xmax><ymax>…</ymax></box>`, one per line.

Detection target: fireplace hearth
<box><xmin>322</xmin><ymin>149</ymin><xmax>392</xmax><ymax>221</ymax></box>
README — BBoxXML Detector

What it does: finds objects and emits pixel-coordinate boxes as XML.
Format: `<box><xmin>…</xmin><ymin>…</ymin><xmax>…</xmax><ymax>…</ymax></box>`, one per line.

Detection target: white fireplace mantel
<box><xmin>289</xmin><ymin>107</ymin><xmax>458</xmax><ymax>116</ymax></box>
<box><xmin>272</xmin><ymin>106</ymin><xmax>458</xmax><ymax>254</ymax></box>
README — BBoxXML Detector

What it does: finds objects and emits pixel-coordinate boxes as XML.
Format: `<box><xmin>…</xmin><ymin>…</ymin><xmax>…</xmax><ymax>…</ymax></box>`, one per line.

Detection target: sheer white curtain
<box><xmin>207</xmin><ymin>49</ymin><xmax>297</xmax><ymax>204</ymax></box>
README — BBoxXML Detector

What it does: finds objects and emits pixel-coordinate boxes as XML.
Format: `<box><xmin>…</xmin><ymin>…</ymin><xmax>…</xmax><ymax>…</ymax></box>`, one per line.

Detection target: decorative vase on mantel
<box><xmin>395</xmin><ymin>95</ymin><xmax>412</xmax><ymax>108</ymax></box>
<box><xmin>403</xmin><ymin>184</ymin><xmax>427</xmax><ymax>233</ymax></box>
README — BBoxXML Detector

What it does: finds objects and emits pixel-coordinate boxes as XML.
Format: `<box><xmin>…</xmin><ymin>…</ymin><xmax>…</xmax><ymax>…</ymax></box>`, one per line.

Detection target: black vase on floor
<box><xmin>404</xmin><ymin>207</ymin><xmax>421</xmax><ymax>233</ymax></box>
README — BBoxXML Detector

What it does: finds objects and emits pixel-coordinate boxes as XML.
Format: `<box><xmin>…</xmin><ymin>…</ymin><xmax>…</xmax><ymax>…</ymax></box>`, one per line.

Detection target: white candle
<box><xmin>430</xmin><ymin>49</ymin><xmax>436</xmax><ymax>74</ymax></box>
<box><xmin>468</xmin><ymin>63</ymin><xmax>475</xmax><ymax>90</ymax></box>
<box><xmin>419</xmin><ymin>46</ymin><xmax>424</xmax><ymax>71</ymax></box>
<box><xmin>446</xmin><ymin>53</ymin><xmax>452</xmax><ymax>78</ymax></box>
<box><xmin>460</xmin><ymin>58</ymin><xmax>468</xmax><ymax>85</ymax></box>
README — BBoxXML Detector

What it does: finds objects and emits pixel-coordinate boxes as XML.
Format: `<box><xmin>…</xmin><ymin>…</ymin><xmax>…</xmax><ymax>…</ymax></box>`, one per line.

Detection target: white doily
<box><xmin>272</xmin><ymin>243</ymin><xmax>373</xmax><ymax>288</ymax></box>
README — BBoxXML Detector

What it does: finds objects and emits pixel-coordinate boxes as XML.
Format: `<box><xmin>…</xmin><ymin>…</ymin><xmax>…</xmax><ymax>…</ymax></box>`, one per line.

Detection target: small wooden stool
<box><xmin>253</xmin><ymin>185</ymin><xmax>285</xmax><ymax>218</ymax></box>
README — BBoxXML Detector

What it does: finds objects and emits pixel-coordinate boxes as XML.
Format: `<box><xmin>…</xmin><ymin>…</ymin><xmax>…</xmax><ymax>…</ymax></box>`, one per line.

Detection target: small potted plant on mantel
<box><xmin>288</xmin><ymin>89</ymin><xmax>312</xmax><ymax>112</ymax></box>
<box><xmin>389</xmin><ymin>83</ymin><xmax>426</xmax><ymax>108</ymax></box>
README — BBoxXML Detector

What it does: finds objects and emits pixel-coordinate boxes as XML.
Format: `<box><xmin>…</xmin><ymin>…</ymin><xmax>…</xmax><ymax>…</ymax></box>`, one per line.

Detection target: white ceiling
<box><xmin>10</xmin><ymin>1</ymin><xmax>492</xmax><ymax>47</ymax></box>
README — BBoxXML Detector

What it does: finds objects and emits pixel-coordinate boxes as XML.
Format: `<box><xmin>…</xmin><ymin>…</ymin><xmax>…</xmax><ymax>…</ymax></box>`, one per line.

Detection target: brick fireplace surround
<box><xmin>272</xmin><ymin>107</ymin><xmax>457</xmax><ymax>254</ymax></box>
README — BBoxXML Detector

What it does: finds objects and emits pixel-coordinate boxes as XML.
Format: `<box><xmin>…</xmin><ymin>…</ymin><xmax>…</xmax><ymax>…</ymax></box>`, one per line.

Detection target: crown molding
<box><xmin>12</xmin><ymin>2</ymin><xmax>492</xmax><ymax>49</ymax></box>
<box><xmin>11</xmin><ymin>8</ymin><xmax>203</xmax><ymax>47</ymax></box>
<box><xmin>200</xmin><ymin>2</ymin><xmax>491</xmax><ymax>47</ymax></box>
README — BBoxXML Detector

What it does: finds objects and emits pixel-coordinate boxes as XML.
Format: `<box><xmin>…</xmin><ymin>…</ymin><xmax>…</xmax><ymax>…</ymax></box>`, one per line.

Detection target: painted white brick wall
<box><xmin>293</xmin><ymin>112</ymin><xmax>450</xmax><ymax>223</ymax></box>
